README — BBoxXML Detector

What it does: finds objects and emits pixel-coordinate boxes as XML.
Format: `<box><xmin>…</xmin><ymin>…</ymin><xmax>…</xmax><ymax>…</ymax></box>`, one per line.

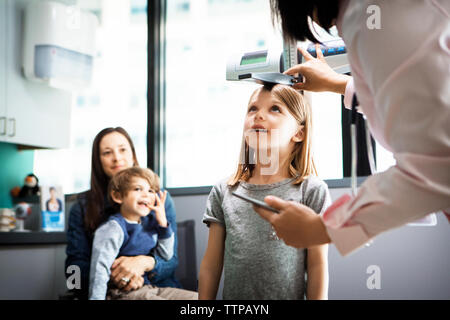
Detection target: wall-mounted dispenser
<box><xmin>22</xmin><ymin>1</ymin><xmax>98</xmax><ymax>91</ymax></box>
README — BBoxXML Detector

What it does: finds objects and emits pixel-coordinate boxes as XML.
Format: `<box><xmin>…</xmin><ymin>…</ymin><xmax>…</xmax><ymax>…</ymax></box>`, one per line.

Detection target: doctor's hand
<box><xmin>285</xmin><ymin>44</ymin><xmax>351</xmax><ymax>95</ymax></box>
<box><xmin>253</xmin><ymin>195</ymin><xmax>331</xmax><ymax>248</ymax></box>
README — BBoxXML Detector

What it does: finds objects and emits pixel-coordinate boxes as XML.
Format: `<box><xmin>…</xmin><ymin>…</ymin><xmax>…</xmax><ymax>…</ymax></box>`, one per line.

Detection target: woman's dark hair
<box><xmin>270</xmin><ymin>0</ymin><xmax>340</xmax><ymax>43</ymax></box>
<box><xmin>84</xmin><ymin>127</ymin><xmax>139</xmax><ymax>233</ymax></box>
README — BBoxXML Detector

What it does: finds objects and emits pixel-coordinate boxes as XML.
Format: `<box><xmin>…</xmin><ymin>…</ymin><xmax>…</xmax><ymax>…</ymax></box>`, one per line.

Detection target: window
<box><xmin>164</xmin><ymin>0</ymin><xmax>283</xmax><ymax>188</ymax></box>
<box><xmin>34</xmin><ymin>0</ymin><xmax>148</xmax><ymax>194</ymax></box>
<box><xmin>309</xmin><ymin>91</ymin><xmax>343</xmax><ymax>180</ymax></box>
<box><xmin>163</xmin><ymin>1</ymin><xmax>350</xmax><ymax>189</ymax></box>
<box><xmin>375</xmin><ymin>141</ymin><xmax>396</xmax><ymax>173</ymax></box>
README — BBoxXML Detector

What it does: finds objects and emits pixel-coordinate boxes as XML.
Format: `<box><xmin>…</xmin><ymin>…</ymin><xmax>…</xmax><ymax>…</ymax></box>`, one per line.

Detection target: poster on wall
<box><xmin>40</xmin><ymin>185</ymin><xmax>64</xmax><ymax>232</ymax></box>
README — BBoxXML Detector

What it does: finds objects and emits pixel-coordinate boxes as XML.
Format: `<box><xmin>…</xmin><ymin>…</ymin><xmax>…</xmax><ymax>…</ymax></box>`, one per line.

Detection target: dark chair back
<box><xmin>175</xmin><ymin>220</ymin><xmax>198</xmax><ymax>291</ymax></box>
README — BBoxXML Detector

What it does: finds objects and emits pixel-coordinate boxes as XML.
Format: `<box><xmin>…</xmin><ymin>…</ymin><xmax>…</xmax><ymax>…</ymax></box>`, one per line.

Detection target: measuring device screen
<box><xmin>240</xmin><ymin>51</ymin><xmax>268</xmax><ymax>66</ymax></box>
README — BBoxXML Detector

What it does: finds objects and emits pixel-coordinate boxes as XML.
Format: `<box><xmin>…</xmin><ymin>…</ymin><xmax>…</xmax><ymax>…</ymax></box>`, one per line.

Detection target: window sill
<box><xmin>167</xmin><ymin>176</ymin><xmax>369</xmax><ymax>196</ymax></box>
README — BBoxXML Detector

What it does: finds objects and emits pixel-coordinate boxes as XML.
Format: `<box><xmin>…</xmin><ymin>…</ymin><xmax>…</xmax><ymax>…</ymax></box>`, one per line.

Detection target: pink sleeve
<box><xmin>321</xmin><ymin>194</ymin><xmax>372</xmax><ymax>256</ymax></box>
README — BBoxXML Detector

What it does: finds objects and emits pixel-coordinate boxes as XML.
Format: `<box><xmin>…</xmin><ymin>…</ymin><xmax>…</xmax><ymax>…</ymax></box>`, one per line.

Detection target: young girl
<box><xmin>199</xmin><ymin>84</ymin><xmax>331</xmax><ymax>300</ymax></box>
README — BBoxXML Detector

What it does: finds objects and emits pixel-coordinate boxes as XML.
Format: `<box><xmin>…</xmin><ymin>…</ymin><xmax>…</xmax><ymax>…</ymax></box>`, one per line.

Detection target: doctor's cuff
<box><xmin>324</xmin><ymin>224</ymin><xmax>372</xmax><ymax>256</ymax></box>
<box><xmin>321</xmin><ymin>193</ymin><xmax>372</xmax><ymax>256</ymax></box>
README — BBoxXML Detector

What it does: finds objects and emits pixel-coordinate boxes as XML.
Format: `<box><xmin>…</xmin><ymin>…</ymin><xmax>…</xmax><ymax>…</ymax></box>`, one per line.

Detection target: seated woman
<box><xmin>65</xmin><ymin>127</ymin><xmax>189</xmax><ymax>299</ymax></box>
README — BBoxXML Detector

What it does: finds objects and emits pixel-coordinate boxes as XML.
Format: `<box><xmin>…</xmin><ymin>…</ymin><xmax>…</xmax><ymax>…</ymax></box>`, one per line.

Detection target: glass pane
<box><xmin>165</xmin><ymin>0</ymin><xmax>283</xmax><ymax>188</ymax></box>
<box><xmin>308</xmin><ymin>92</ymin><xmax>343</xmax><ymax>180</ymax></box>
<box><xmin>308</xmin><ymin>23</ymin><xmax>397</xmax><ymax>177</ymax></box>
<box><xmin>375</xmin><ymin>141</ymin><xmax>396</xmax><ymax>173</ymax></box>
<box><xmin>165</xmin><ymin>2</ymin><xmax>349</xmax><ymax>188</ymax></box>
<box><xmin>33</xmin><ymin>0</ymin><xmax>148</xmax><ymax>194</ymax></box>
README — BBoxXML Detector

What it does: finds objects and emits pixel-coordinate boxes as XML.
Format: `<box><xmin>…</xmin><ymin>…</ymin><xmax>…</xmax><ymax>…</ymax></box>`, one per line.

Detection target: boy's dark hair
<box><xmin>108</xmin><ymin>167</ymin><xmax>160</xmax><ymax>206</ymax></box>
<box><xmin>270</xmin><ymin>0</ymin><xmax>340</xmax><ymax>43</ymax></box>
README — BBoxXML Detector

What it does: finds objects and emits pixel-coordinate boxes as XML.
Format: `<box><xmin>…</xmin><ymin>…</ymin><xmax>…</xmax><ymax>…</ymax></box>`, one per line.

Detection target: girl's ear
<box><xmin>292</xmin><ymin>126</ymin><xmax>305</xmax><ymax>143</ymax></box>
<box><xmin>110</xmin><ymin>190</ymin><xmax>123</xmax><ymax>205</ymax></box>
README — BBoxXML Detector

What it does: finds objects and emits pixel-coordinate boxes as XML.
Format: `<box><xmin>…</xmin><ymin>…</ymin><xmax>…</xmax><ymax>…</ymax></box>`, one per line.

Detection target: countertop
<box><xmin>0</xmin><ymin>231</ymin><xmax>67</xmax><ymax>245</ymax></box>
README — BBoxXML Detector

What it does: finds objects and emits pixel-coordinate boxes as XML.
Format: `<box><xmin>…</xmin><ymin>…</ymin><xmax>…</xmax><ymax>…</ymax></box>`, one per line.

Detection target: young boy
<box><xmin>89</xmin><ymin>167</ymin><xmax>197</xmax><ymax>300</ymax></box>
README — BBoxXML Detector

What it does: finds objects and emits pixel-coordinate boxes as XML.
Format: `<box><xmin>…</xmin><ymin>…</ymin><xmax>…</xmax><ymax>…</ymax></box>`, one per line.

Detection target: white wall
<box><xmin>0</xmin><ymin>244</ymin><xmax>67</xmax><ymax>299</ymax></box>
<box><xmin>0</xmin><ymin>0</ymin><xmax>73</xmax><ymax>148</ymax></box>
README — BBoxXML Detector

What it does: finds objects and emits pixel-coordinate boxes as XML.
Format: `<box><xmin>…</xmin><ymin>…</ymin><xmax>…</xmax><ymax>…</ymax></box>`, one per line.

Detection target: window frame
<box><xmin>147</xmin><ymin>0</ymin><xmax>373</xmax><ymax>195</ymax></box>
<box><xmin>148</xmin><ymin>0</ymin><xmax>166</xmax><ymax>181</ymax></box>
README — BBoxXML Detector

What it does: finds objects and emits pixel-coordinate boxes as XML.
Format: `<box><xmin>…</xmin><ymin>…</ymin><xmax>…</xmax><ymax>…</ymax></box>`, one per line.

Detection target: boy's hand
<box><xmin>148</xmin><ymin>190</ymin><xmax>168</xmax><ymax>227</ymax></box>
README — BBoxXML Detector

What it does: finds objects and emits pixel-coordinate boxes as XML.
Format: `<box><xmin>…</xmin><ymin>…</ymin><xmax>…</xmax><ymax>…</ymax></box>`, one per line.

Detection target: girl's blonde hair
<box><xmin>228</xmin><ymin>84</ymin><xmax>316</xmax><ymax>186</ymax></box>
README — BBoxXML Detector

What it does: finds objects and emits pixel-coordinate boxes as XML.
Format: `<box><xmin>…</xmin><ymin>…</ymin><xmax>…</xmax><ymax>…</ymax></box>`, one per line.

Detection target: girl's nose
<box><xmin>255</xmin><ymin>110</ymin><xmax>265</xmax><ymax>120</ymax></box>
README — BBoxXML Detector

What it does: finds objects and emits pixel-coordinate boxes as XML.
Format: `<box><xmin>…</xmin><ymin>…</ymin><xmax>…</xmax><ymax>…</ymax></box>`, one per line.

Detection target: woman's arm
<box><xmin>65</xmin><ymin>196</ymin><xmax>91</xmax><ymax>299</ymax></box>
<box><xmin>306</xmin><ymin>244</ymin><xmax>329</xmax><ymax>300</ymax></box>
<box><xmin>198</xmin><ymin>222</ymin><xmax>225</xmax><ymax>300</ymax></box>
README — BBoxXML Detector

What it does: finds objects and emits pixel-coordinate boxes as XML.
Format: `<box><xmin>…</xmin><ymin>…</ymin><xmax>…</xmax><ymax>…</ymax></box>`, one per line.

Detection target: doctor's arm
<box><xmin>254</xmin><ymin>199</ymin><xmax>331</xmax><ymax>248</ymax></box>
<box><xmin>284</xmin><ymin>44</ymin><xmax>352</xmax><ymax>95</ymax></box>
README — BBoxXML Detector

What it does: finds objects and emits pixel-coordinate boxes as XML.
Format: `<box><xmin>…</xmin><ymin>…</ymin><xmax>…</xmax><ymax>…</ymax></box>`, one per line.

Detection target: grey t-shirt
<box><xmin>203</xmin><ymin>175</ymin><xmax>331</xmax><ymax>300</ymax></box>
